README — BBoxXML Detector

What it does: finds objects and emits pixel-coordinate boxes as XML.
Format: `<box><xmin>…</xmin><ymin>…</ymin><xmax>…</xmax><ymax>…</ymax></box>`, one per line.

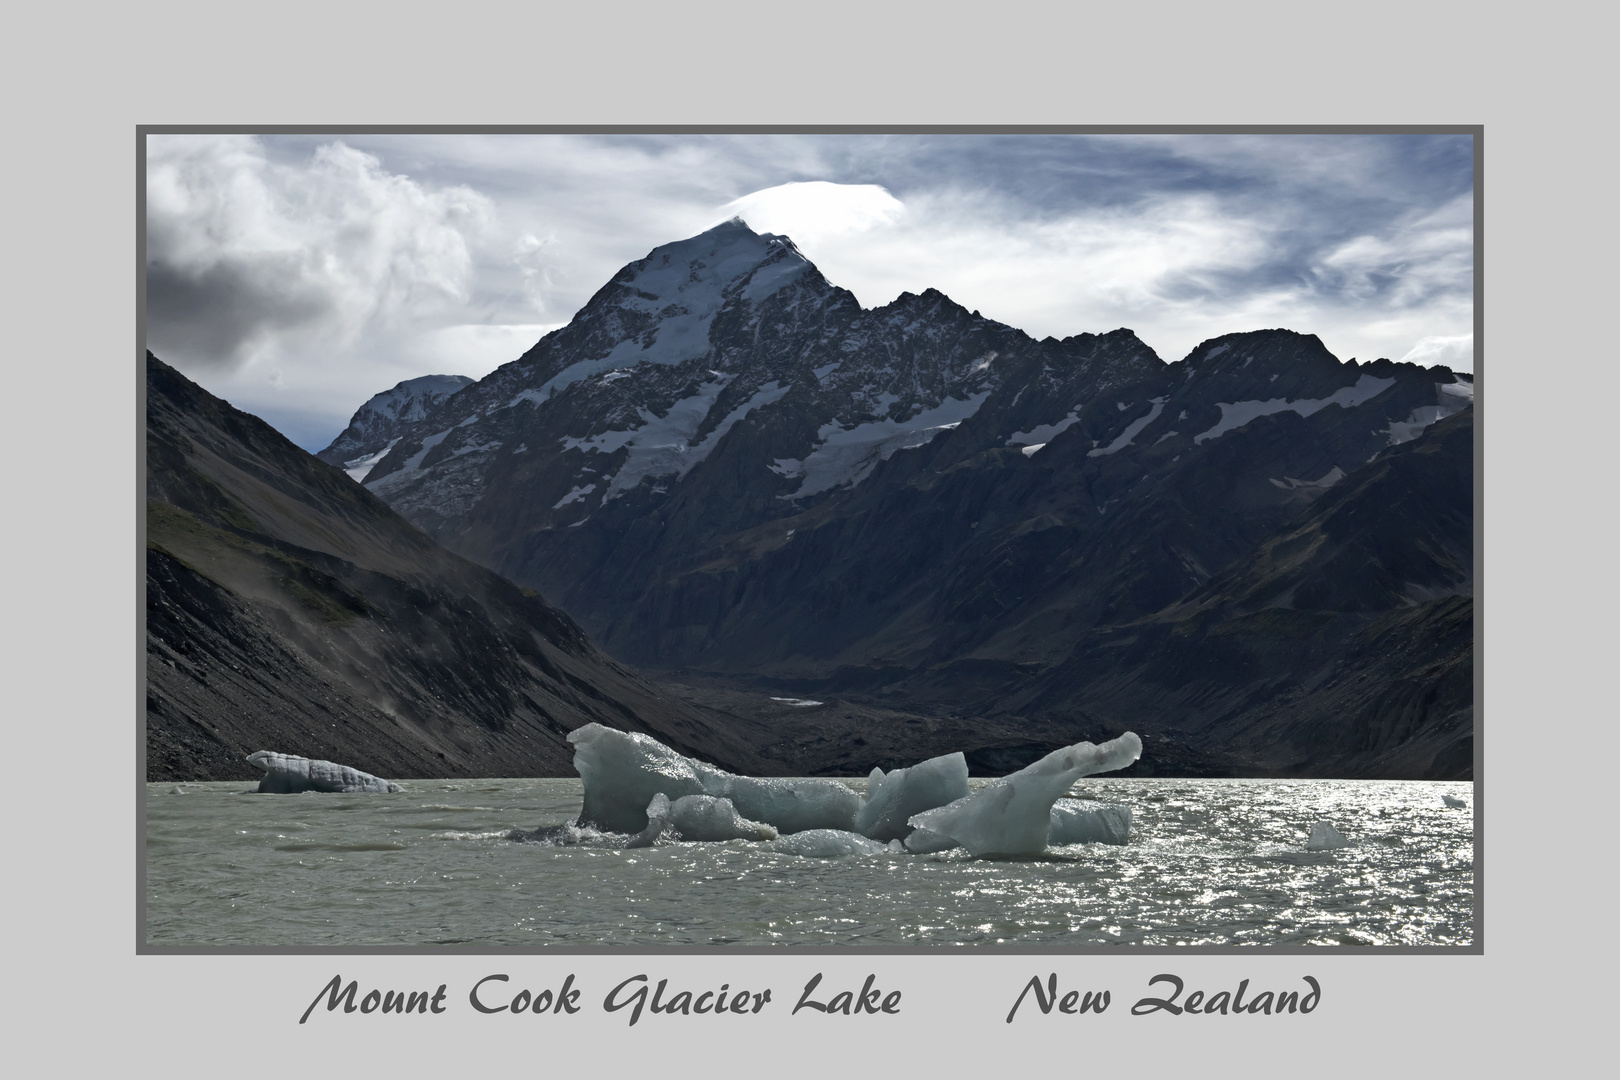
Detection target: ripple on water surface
<box><xmin>144</xmin><ymin>777</ymin><xmax>1476</xmax><ymax>948</ymax></box>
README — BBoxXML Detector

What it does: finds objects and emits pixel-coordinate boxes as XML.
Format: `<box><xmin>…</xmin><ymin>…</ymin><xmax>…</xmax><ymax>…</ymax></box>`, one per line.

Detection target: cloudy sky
<box><xmin>144</xmin><ymin>131</ymin><xmax>1475</xmax><ymax>452</ymax></box>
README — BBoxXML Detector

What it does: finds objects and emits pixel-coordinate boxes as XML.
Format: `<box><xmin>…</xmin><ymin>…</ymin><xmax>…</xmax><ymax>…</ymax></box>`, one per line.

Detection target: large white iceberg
<box><xmin>246</xmin><ymin>751</ymin><xmax>401</xmax><ymax>794</ymax></box>
<box><xmin>668</xmin><ymin>795</ymin><xmax>778</xmax><ymax>841</ymax></box>
<box><xmin>854</xmin><ymin>752</ymin><xmax>970</xmax><ymax>842</ymax></box>
<box><xmin>1048</xmin><ymin>799</ymin><xmax>1132</xmax><ymax>846</ymax></box>
<box><xmin>567</xmin><ymin>724</ymin><xmax>859</xmax><ymax>834</ymax></box>
<box><xmin>907</xmin><ymin>733</ymin><xmax>1142</xmax><ymax>857</ymax></box>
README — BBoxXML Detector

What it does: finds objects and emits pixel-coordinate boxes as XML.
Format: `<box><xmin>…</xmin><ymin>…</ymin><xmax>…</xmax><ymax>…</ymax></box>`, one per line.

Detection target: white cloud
<box><xmin>1398</xmin><ymin>334</ymin><xmax>1474</xmax><ymax>370</ymax></box>
<box><xmin>146</xmin><ymin>135</ymin><xmax>494</xmax><ymax>370</ymax></box>
<box><xmin>720</xmin><ymin>181</ymin><xmax>906</xmax><ymax>245</ymax></box>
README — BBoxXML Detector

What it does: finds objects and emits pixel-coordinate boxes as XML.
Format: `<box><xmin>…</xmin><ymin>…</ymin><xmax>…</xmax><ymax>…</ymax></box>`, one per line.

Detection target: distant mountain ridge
<box><xmin>339</xmin><ymin>219</ymin><xmax>1475</xmax><ymax>778</ymax></box>
<box><xmin>317</xmin><ymin>373</ymin><xmax>473</xmax><ymax>481</ymax></box>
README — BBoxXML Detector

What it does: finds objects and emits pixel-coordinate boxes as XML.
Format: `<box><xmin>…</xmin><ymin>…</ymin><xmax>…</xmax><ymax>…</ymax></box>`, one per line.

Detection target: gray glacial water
<box><xmin>144</xmin><ymin>777</ymin><xmax>1476</xmax><ymax>948</ymax></box>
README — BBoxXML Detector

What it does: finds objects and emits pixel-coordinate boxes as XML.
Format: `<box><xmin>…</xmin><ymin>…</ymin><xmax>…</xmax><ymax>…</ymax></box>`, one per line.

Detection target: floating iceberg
<box><xmin>1306</xmin><ymin>821</ymin><xmax>1350</xmax><ymax>851</ymax></box>
<box><xmin>1048</xmin><ymin>799</ymin><xmax>1132</xmax><ymax>846</ymax></box>
<box><xmin>246</xmin><ymin>751</ymin><xmax>401</xmax><ymax>794</ymax></box>
<box><xmin>773</xmin><ymin>829</ymin><xmax>889</xmax><ymax>858</ymax></box>
<box><xmin>854</xmin><ymin>752</ymin><xmax>970</xmax><ymax>842</ymax></box>
<box><xmin>567</xmin><ymin>724</ymin><xmax>859</xmax><ymax>834</ymax></box>
<box><xmin>1442</xmin><ymin>794</ymin><xmax>1467</xmax><ymax>809</ymax></box>
<box><xmin>668</xmin><ymin>795</ymin><xmax>778</xmax><ymax>841</ymax></box>
<box><xmin>907</xmin><ymin>733</ymin><xmax>1141</xmax><ymax>857</ymax></box>
<box><xmin>568</xmin><ymin>725</ymin><xmax>720</xmax><ymax>832</ymax></box>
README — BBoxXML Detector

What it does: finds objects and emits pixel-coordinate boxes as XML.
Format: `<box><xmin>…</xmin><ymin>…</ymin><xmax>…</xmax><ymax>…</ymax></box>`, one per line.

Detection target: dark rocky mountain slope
<box><xmin>341</xmin><ymin>220</ymin><xmax>1475</xmax><ymax>779</ymax></box>
<box><xmin>145</xmin><ymin>354</ymin><xmax>781</xmax><ymax>782</ymax></box>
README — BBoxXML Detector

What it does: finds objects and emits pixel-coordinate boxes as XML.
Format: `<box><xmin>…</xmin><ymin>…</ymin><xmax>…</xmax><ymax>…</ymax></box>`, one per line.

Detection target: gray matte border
<box><xmin>136</xmin><ymin>123</ymin><xmax>1483</xmax><ymax>956</ymax></box>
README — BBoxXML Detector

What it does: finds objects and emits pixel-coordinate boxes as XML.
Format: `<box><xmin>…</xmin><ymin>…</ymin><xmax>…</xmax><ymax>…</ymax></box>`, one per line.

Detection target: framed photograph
<box><xmin>142</xmin><ymin>128</ymin><xmax>1478</xmax><ymax>959</ymax></box>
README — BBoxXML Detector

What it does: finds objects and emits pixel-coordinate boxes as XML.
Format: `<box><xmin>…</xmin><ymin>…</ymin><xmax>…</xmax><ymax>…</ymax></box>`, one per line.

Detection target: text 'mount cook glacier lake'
<box><xmin>145</xmin><ymin>776</ymin><xmax>1475</xmax><ymax>948</ymax></box>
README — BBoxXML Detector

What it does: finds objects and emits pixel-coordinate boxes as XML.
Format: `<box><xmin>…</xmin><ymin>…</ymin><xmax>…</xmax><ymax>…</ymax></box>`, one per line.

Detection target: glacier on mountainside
<box><xmin>780</xmin><ymin>391</ymin><xmax>992</xmax><ymax>500</ymax></box>
<box><xmin>1088</xmin><ymin>397</ymin><xmax>1168</xmax><ymax>457</ymax></box>
<box><xmin>854</xmin><ymin>752</ymin><xmax>971</xmax><ymax>842</ymax></box>
<box><xmin>509</xmin><ymin>222</ymin><xmax>810</xmax><ymax>407</ymax></box>
<box><xmin>1193</xmin><ymin>373</ymin><xmax>1396</xmax><ymax>444</ymax></box>
<box><xmin>907</xmin><ymin>733</ymin><xmax>1142</xmax><ymax>857</ymax></box>
<box><xmin>246</xmin><ymin>751</ymin><xmax>401</xmax><ymax>794</ymax></box>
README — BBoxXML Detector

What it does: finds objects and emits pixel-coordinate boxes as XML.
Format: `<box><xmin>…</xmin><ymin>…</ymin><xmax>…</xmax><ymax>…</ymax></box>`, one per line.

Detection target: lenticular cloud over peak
<box><xmin>720</xmin><ymin>181</ymin><xmax>906</xmax><ymax>245</ymax></box>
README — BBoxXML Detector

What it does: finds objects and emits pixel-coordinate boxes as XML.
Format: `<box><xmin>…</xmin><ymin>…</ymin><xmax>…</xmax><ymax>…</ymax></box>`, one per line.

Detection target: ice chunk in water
<box><xmin>902</xmin><ymin>827</ymin><xmax>960</xmax><ymax>854</ymax></box>
<box><xmin>246</xmin><ymin>751</ymin><xmax>401</xmax><ymax>794</ymax></box>
<box><xmin>567</xmin><ymin>724</ymin><xmax>859</xmax><ymax>834</ymax></box>
<box><xmin>626</xmin><ymin>793</ymin><xmax>672</xmax><ymax>849</ymax></box>
<box><xmin>773</xmin><ymin>829</ymin><xmax>889</xmax><ymax>858</ymax></box>
<box><xmin>719</xmin><ymin>775</ymin><xmax>862</xmax><ymax>835</ymax></box>
<box><xmin>1442</xmin><ymin>794</ymin><xmax>1467</xmax><ymax>809</ymax></box>
<box><xmin>669</xmin><ymin>795</ymin><xmax>778</xmax><ymax>841</ymax></box>
<box><xmin>1048</xmin><ymin>799</ymin><xmax>1132</xmax><ymax>845</ymax></box>
<box><xmin>568</xmin><ymin>724</ymin><xmax>726</xmax><ymax>832</ymax></box>
<box><xmin>907</xmin><ymin>733</ymin><xmax>1142</xmax><ymax>857</ymax></box>
<box><xmin>854</xmin><ymin>752</ymin><xmax>970</xmax><ymax>842</ymax></box>
<box><xmin>1306</xmin><ymin>821</ymin><xmax>1350</xmax><ymax>850</ymax></box>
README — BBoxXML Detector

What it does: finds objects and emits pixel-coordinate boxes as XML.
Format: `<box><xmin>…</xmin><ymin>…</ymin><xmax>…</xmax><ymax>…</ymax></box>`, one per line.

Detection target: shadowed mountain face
<box><xmin>339</xmin><ymin>220</ymin><xmax>1475</xmax><ymax>779</ymax></box>
<box><xmin>144</xmin><ymin>354</ymin><xmax>780</xmax><ymax>783</ymax></box>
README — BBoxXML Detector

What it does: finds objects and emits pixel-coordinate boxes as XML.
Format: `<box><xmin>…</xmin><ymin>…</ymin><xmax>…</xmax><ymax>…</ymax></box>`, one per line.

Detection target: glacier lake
<box><xmin>144</xmin><ymin>777</ymin><xmax>1476</xmax><ymax>948</ymax></box>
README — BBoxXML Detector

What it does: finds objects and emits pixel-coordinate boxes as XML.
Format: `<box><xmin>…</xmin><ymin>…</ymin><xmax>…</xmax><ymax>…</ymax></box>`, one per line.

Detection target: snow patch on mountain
<box><xmin>1193</xmin><ymin>374</ymin><xmax>1395</xmax><ymax>444</ymax></box>
<box><xmin>366</xmin><ymin>428</ymin><xmax>453</xmax><ymax>497</ymax></box>
<box><xmin>1008</xmin><ymin>411</ymin><xmax>1080</xmax><ymax>448</ymax></box>
<box><xmin>782</xmin><ymin>391</ymin><xmax>991</xmax><ymax>501</ymax></box>
<box><xmin>1381</xmin><ymin>377</ymin><xmax>1474</xmax><ymax>446</ymax></box>
<box><xmin>554</xmin><ymin>484</ymin><xmax>597</xmax><ymax>508</ymax></box>
<box><xmin>353</xmin><ymin>375</ymin><xmax>472</xmax><ymax>426</ymax></box>
<box><xmin>1269</xmin><ymin>466</ymin><xmax>1346</xmax><ymax>491</ymax></box>
<box><xmin>556</xmin><ymin>378</ymin><xmax>793</xmax><ymax>499</ymax></box>
<box><xmin>343</xmin><ymin>438</ymin><xmax>400</xmax><ymax>482</ymax></box>
<box><xmin>506</xmin><ymin>223</ymin><xmax>809</xmax><ymax>412</ymax></box>
<box><xmin>1088</xmin><ymin>397</ymin><xmax>1167</xmax><ymax>457</ymax></box>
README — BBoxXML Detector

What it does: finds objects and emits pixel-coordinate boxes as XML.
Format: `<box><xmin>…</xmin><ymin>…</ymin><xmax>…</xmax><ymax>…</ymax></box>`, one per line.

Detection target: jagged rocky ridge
<box><xmin>347</xmin><ymin>219</ymin><xmax>1475</xmax><ymax>779</ymax></box>
<box><xmin>317</xmin><ymin>373</ymin><xmax>473</xmax><ymax>481</ymax></box>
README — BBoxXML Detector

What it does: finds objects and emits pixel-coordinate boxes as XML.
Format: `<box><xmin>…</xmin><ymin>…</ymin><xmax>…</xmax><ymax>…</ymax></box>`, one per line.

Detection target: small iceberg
<box><xmin>1442</xmin><ymin>794</ymin><xmax>1467</xmax><ymax>809</ymax></box>
<box><xmin>1305</xmin><ymin>821</ymin><xmax>1350</xmax><ymax>851</ymax></box>
<box><xmin>246</xmin><ymin>751</ymin><xmax>401</xmax><ymax>794</ymax></box>
<box><xmin>907</xmin><ymin>732</ymin><xmax>1142</xmax><ymax>857</ymax></box>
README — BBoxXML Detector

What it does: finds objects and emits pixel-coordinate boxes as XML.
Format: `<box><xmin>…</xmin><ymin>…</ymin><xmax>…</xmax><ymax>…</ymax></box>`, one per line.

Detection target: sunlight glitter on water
<box><xmin>145</xmin><ymin>777</ymin><xmax>1475</xmax><ymax>948</ymax></box>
